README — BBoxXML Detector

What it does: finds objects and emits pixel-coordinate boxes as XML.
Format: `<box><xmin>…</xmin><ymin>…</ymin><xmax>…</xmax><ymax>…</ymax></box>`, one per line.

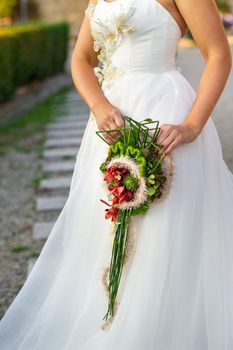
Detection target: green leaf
<box><xmin>142</xmin><ymin>118</ymin><xmax>153</xmax><ymax>123</ymax></box>
<box><xmin>100</xmin><ymin>162</ymin><xmax>107</xmax><ymax>173</ymax></box>
<box><xmin>148</xmin><ymin>178</ymin><xmax>155</xmax><ymax>185</ymax></box>
<box><xmin>148</xmin><ymin>187</ymin><xmax>156</xmax><ymax>196</ymax></box>
<box><xmin>123</xmin><ymin>174</ymin><xmax>138</xmax><ymax>191</ymax></box>
<box><xmin>149</xmin><ymin>162</ymin><xmax>154</xmax><ymax>168</ymax></box>
<box><xmin>131</xmin><ymin>204</ymin><xmax>150</xmax><ymax>216</ymax></box>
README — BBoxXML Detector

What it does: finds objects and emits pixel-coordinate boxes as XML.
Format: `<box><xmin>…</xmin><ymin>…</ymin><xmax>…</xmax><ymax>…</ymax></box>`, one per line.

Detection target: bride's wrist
<box><xmin>181</xmin><ymin>120</ymin><xmax>203</xmax><ymax>137</ymax></box>
<box><xmin>90</xmin><ymin>97</ymin><xmax>109</xmax><ymax>114</ymax></box>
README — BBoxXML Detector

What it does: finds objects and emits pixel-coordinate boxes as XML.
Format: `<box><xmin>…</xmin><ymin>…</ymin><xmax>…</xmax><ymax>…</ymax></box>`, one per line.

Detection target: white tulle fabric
<box><xmin>1</xmin><ymin>0</ymin><xmax>233</xmax><ymax>349</ymax></box>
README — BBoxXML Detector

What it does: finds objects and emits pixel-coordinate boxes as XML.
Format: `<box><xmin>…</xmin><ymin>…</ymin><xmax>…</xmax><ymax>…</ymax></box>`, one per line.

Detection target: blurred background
<box><xmin>0</xmin><ymin>0</ymin><xmax>232</xmax><ymax>319</ymax></box>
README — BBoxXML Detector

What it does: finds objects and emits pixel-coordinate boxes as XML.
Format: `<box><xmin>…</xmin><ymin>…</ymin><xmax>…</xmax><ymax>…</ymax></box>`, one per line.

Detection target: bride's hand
<box><xmin>156</xmin><ymin>122</ymin><xmax>201</xmax><ymax>154</ymax></box>
<box><xmin>91</xmin><ymin>100</ymin><xmax>124</xmax><ymax>143</ymax></box>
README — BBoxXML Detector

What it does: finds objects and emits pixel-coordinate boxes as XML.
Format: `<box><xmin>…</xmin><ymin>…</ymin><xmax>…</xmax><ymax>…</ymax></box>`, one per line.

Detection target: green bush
<box><xmin>0</xmin><ymin>21</ymin><xmax>69</xmax><ymax>102</ymax></box>
<box><xmin>216</xmin><ymin>0</ymin><xmax>231</xmax><ymax>12</ymax></box>
<box><xmin>0</xmin><ymin>0</ymin><xmax>17</xmax><ymax>17</ymax></box>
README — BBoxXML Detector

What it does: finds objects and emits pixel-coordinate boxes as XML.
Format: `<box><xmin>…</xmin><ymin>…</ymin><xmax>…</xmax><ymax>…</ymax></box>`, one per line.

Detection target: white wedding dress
<box><xmin>1</xmin><ymin>0</ymin><xmax>233</xmax><ymax>349</ymax></box>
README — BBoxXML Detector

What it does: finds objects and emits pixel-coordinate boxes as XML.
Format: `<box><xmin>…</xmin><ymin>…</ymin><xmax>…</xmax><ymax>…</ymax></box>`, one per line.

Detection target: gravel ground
<box><xmin>0</xmin><ymin>150</ymin><xmax>44</xmax><ymax>318</ymax></box>
<box><xmin>0</xmin><ymin>84</ymin><xmax>76</xmax><ymax>319</ymax></box>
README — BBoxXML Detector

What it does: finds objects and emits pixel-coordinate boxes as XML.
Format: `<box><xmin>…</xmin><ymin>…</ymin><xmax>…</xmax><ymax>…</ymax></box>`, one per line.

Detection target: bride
<box><xmin>0</xmin><ymin>0</ymin><xmax>233</xmax><ymax>349</ymax></box>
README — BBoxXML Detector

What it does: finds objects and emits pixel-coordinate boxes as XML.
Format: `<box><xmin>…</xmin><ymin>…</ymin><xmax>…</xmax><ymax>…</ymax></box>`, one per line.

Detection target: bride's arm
<box><xmin>157</xmin><ymin>0</ymin><xmax>232</xmax><ymax>154</ymax></box>
<box><xmin>71</xmin><ymin>0</ymin><xmax>124</xmax><ymax>142</ymax></box>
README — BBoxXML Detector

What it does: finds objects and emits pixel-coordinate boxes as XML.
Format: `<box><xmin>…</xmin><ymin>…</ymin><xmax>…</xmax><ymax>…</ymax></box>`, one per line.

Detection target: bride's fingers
<box><xmin>162</xmin><ymin>130</ymin><xmax>178</xmax><ymax>150</ymax></box>
<box><xmin>157</xmin><ymin>125</ymin><xmax>169</xmax><ymax>144</ymax></box>
<box><xmin>103</xmin><ymin>132</ymin><xmax>114</xmax><ymax>144</ymax></box>
<box><xmin>108</xmin><ymin>119</ymin><xmax>120</xmax><ymax>141</ymax></box>
<box><xmin>114</xmin><ymin>114</ymin><xmax>124</xmax><ymax>129</ymax></box>
<box><xmin>100</xmin><ymin>123</ymin><xmax>114</xmax><ymax>144</ymax></box>
<box><xmin>165</xmin><ymin>139</ymin><xmax>179</xmax><ymax>154</ymax></box>
<box><xmin>165</xmin><ymin>133</ymin><xmax>183</xmax><ymax>153</ymax></box>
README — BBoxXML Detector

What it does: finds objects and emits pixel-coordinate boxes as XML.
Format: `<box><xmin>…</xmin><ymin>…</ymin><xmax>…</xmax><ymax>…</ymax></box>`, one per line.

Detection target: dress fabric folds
<box><xmin>1</xmin><ymin>0</ymin><xmax>233</xmax><ymax>349</ymax></box>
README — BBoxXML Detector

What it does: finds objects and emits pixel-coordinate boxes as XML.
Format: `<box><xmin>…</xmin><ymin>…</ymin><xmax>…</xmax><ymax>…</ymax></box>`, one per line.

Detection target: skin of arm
<box><xmin>70</xmin><ymin>0</ymin><xmax>124</xmax><ymax>143</ymax></box>
<box><xmin>157</xmin><ymin>0</ymin><xmax>232</xmax><ymax>153</ymax></box>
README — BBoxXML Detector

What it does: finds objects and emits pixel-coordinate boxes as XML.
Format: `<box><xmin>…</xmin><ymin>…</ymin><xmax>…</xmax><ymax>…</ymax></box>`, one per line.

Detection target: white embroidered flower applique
<box><xmin>85</xmin><ymin>2</ymin><xmax>136</xmax><ymax>88</ymax></box>
<box><xmin>85</xmin><ymin>3</ymin><xmax>96</xmax><ymax>19</ymax></box>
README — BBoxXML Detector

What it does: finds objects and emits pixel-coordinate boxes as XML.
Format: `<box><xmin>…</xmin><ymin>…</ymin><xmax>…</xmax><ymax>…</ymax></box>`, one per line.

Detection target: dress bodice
<box><xmin>85</xmin><ymin>0</ymin><xmax>181</xmax><ymax>88</ymax></box>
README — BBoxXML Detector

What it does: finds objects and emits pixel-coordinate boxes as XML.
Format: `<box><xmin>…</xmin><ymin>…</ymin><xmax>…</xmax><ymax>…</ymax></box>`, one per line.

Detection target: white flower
<box><xmin>84</xmin><ymin>3</ymin><xmax>96</xmax><ymax>19</ymax></box>
<box><xmin>87</xmin><ymin>4</ymin><xmax>136</xmax><ymax>87</ymax></box>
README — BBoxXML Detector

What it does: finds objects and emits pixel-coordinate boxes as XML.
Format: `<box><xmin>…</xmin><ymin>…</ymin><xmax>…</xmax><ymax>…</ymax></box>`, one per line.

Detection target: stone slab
<box><xmin>45</xmin><ymin>137</ymin><xmax>82</xmax><ymax>148</ymax></box>
<box><xmin>33</xmin><ymin>222</ymin><xmax>55</xmax><ymax>240</ymax></box>
<box><xmin>47</xmin><ymin>121</ymin><xmax>87</xmax><ymax>131</ymax></box>
<box><xmin>56</xmin><ymin>115</ymin><xmax>89</xmax><ymax>123</ymax></box>
<box><xmin>43</xmin><ymin>148</ymin><xmax>78</xmax><ymax>159</ymax></box>
<box><xmin>40</xmin><ymin>176</ymin><xmax>72</xmax><ymax>190</ymax></box>
<box><xmin>36</xmin><ymin>196</ymin><xmax>67</xmax><ymax>212</ymax></box>
<box><xmin>46</xmin><ymin>129</ymin><xmax>85</xmax><ymax>138</ymax></box>
<box><xmin>53</xmin><ymin>107</ymin><xmax>89</xmax><ymax>114</ymax></box>
<box><xmin>43</xmin><ymin>161</ymin><xmax>75</xmax><ymax>173</ymax></box>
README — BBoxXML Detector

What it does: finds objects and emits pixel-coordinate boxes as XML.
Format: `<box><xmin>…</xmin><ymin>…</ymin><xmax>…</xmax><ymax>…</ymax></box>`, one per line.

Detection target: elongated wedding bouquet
<box><xmin>96</xmin><ymin>116</ymin><xmax>174</xmax><ymax>330</ymax></box>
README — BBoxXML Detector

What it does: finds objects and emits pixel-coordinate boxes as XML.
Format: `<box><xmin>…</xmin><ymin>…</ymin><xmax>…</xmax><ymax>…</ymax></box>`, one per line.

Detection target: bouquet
<box><xmin>96</xmin><ymin>116</ymin><xmax>174</xmax><ymax>330</ymax></box>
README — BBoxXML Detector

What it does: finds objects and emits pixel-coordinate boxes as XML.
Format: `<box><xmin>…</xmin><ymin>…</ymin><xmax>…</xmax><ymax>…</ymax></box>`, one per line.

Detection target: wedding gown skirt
<box><xmin>1</xmin><ymin>0</ymin><xmax>233</xmax><ymax>349</ymax></box>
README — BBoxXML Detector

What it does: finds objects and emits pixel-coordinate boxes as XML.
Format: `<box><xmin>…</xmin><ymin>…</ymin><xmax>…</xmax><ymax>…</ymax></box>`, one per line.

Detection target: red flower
<box><xmin>110</xmin><ymin>186</ymin><xmax>125</xmax><ymax>197</ymax></box>
<box><xmin>100</xmin><ymin>199</ymin><xmax>111</xmax><ymax>207</ymax></box>
<box><xmin>105</xmin><ymin>207</ymin><xmax>119</xmax><ymax>223</ymax></box>
<box><xmin>120</xmin><ymin>167</ymin><xmax>128</xmax><ymax>175</ymax></box>
<box><xmin>104</xmin><ymin>172</ymin><xmax>115</xmax><ymax>183</ymax></box>
<box><xmin>104</xmin><ymin>166</ymin><xmax>129</xmax><ymax>185</ymax></box>
<box><xmin>101</xmin><ymin>166</ymin><xmax>135</xmax><ymax>221</ymax></box>
<box><xmin>125</xmin><ymin>191</ymin><xmax>134</xmax><ymax>201</ymax></box>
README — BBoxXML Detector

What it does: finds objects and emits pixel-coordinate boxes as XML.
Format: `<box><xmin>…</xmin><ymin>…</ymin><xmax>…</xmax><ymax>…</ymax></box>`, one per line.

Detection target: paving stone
<box><xmin>56</xmin><ymin>115</ymin><xmax>89</xmax><ymax>123</ymax></box>
<box><xmin>36</xmin><ymin>196</ymin><xmax>67</xmax><ymax>211</ymax></box>
<box><xmin>53</xmin><ymin>106</ymin><xmax>89</xmax><ymax>113</ymax></box>
<box><xmin>43</xmin><ymin>148</ymin><xmax>78</xmax><ymax>159</ymax></box>
<box><xmin>43</xmin><ymin>161</ymin><xmax>75</xmax><ymax>173</ymax></box>
<box><xmin>46</xmin><ymin>129</ymin><xmax>85</xmax><ymax>138</ymax></box>
<box><xmin>55</xmin><ymin>113</ymin><xmax>88</xmax><ymax>119</ymax></box>
<box><xmin>33</xmin><ymin>222</ymin><xmax>55</xmax><ymax>240</ymax></box>
<box><xmin>47</xmin><ymin>121</ymin><xmax>87</xmax><ymax>131</ymax></box>
<box><xmin>45</xmin><ymin>137</ymin><xmax>82</xmax><ymax>148</ymax></box>
<box><xmin>40</xmin><ymin>176</ymin><xmax>71</xmax><ymax>190</ymax></box>
<box><xmin>27</xmin><ymin>258</ymin><xmax>37</xmax><ymax>277</ymax></box>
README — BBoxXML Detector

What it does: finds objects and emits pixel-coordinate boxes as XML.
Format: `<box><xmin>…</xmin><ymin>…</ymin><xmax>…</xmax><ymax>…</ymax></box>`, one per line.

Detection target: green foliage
<box><xmin>0</xmin><ymin>85</ymin><xmax>72</xmax><ymax>154</ymax></box>
<box><xmin>131</xmin><ymin>203</ymin><xmax>150</xmax><ymax>216</ymax></box>
<box><xmin>216</xmin><ymin>0</ymin><xmax>231</xmax><ymax>12</ymax></box>
<box><xmin>11</xmin><ymin>245</ymin><xmax>29</xmax><ymax>253</ymax></box>
<box><xmin>0</xmin><ymin>0</ymin><xmax>17</xmax><ymax>17</ymax></box>
<box><xmin>0</xmin><ymin>21</ymin><xmax>69</xmax><ymax>102</ymax></box>
<box><xmin>123</xmin><ymin>174</ymin><xmax>138</xmax><ymax>191</ymax></box>
<box><xmin>28</xmin><ymin>251</ymin><xmax>40</xmax><ymax>258</ymax></box>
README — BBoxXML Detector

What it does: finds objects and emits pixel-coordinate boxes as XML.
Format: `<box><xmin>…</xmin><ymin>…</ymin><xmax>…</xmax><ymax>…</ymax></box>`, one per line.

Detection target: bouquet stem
<box><xmin>103</xmin><ymin>209</ymin><xmax>131</xmax><ymax>322</ymax></box>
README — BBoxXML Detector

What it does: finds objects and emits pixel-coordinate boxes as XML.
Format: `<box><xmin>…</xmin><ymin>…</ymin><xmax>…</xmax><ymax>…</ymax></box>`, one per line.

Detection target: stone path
<box><xmin>27</xmin><ymin>89</ymin><xmax>89</xmax><ymax>275</ymax></box>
